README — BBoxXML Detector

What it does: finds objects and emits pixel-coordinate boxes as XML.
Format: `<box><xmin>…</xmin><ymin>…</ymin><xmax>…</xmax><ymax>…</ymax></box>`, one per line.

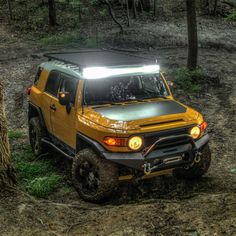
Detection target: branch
<box><xmin>102</xmin><ymin>0</ymin><xmax>124</xmax><ymax>34</ymax></box>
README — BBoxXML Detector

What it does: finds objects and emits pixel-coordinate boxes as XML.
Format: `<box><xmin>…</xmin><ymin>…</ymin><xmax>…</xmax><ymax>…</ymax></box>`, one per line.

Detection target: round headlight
<box><xmin>128</xmin><ymin>136</ymin><xmax>143</xmax><ymax>151</ymax></box>
<box><xmin>190</xmin><ymin>126</ymin><xmax>201</xmax><ymax>139</ymax></box>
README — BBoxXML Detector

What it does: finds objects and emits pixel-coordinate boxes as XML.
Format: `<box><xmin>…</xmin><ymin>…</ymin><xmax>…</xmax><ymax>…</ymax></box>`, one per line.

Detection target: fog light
<box><xmin>128</xmin><ymin>136</ymin><xmax>143</xmax><ymax>151</ymax></box>
<box><xmin>190</xmin><ymin>126</ymin><xmax>201</xmax><ymax>139</ymax></box>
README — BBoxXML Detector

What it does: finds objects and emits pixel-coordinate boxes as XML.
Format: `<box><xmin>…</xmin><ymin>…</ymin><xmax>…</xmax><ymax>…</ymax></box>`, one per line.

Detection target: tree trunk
<box><xmin>126</xmin><ymin>0</ymin><xmax>130</xmax><ymax>27</ymax></box>
<box><xmin>186</xmin><ymin>0</ymin><xmax>198</xmax><ymax>70</ymax></box>
<box><xmin>154</xmin><ymin>0</ymin><xmax>158</xmax><ymax>17</ymax></box>
<box><xmin>48</xmin><ymin>0</ymin><xmax>57</xmax><ymax>26</ymax></box>
<box><xmin>6</xmin><ymin>0</ymin><xmax>13</xmax><ymax>21</ymax></box>
<box><xmin>213</xmin><ymin>0</ymin><xmax>218</xmax><ymax>15</ymax></box>
<box><xmin>0</xmin><ymin>82</ymin><xmax>16</xmax><ymax>188</ymax></box>
<box><xmin>132</xmin><ymin>0</ymin><xmax>137</xmax><ymax>18</ymax></box>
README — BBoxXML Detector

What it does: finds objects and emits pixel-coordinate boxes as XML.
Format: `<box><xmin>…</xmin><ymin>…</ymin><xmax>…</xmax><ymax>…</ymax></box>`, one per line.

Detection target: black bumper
<box><xmin>103</xmin><ymin>134</ymin><xmax>209</xmax><ymax>171</ymax></box>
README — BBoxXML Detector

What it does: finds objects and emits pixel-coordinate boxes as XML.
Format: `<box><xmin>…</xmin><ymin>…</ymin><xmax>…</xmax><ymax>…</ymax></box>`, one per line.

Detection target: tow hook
<box><xmin>194</xmin><ymin>151</ymin><xmax>202</xmax><ymax>163</ymax></box>
<box><xmin>143</xmin><ymin>163</ymin><xmax>152</xmax><ymax>175</ymax></box>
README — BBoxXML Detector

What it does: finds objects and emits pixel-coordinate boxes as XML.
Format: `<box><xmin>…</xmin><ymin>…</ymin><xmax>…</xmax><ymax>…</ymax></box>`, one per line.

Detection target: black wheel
<box><xmin>72</xmin><ymin>148</ymin><xmax>118</xmax><ymax>203</ymax></box>
<box><xmin>29</xmin><ymin>117</ymin><xmax>47</xmax><ymax>157</ymax></box>
<box><xmin>174</xmin><ymin>144</ymin><xmax>211</xmax><ymax>179</ymax></box>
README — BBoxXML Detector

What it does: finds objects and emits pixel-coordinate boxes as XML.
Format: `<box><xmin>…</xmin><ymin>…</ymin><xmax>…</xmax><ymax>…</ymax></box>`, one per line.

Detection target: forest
<box><xmin>0</xmin><ymin>0</ymin><xmax>236</xmax><ymax>235</ymax></box>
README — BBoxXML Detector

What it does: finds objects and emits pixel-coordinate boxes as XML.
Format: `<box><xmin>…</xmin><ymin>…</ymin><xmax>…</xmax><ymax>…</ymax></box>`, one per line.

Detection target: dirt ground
<box><xmin>0</xmin><ymin>17</ymin><xmax>236</xmax><ymax>236</ymax></box>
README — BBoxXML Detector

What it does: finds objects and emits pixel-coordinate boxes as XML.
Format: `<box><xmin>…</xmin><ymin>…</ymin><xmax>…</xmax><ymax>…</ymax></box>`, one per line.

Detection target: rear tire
<box><xmin>72</xmin><ymin>148</ymin><xmax>118</xmax><ymax>203</ymax></box>
<box><xmin>29</xmin><ymin>117</ymin><xmax>48</xmax><ymax>157</ymax></box>
<box><xmin>174</xmin><ymin>144</ymin><xmax>211</xmax><ymax>179</ymax></box>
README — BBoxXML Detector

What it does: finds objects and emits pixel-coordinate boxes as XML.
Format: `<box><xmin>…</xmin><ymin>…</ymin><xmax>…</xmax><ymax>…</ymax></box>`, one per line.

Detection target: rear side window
<box><xmin>45</xmin><ymin>71</ymin><xmax>61</xmax><ymax>97</ymax></box>
<box><xmin>34</xmin><ymin>67</ymin><xmax>43</xmax><ymax>85</ymax></box>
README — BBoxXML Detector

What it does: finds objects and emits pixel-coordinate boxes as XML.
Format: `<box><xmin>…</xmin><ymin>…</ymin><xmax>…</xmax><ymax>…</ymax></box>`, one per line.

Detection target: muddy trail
<box><xmin>0</xmin><ymin>18</ymin><xmax>236</xmax><ymax>235</ymax></box>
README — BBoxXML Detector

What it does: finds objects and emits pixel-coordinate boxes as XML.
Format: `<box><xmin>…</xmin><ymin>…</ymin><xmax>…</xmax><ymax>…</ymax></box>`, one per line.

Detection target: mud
<box><xmin>0</xmin><ymin>17</ymin><xmax>236</xmax><ymax>235</ymax></box>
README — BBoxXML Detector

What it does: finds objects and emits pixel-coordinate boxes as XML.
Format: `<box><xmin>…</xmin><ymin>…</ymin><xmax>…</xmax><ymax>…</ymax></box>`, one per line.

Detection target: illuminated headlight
<box><xmin>190</xmin><ymin>126</ymin><xmax>201</xmax><ymax>139</ymax></box>
<box><xmin>128</xmin><ymin>136</ymin><xmax>143</xmax><ymax>151</ymax></box>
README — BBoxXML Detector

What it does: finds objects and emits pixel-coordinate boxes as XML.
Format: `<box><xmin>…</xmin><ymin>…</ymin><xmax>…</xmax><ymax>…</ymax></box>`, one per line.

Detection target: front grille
<box><xmin>143</xmin><ymin>126</ymin><xmax>193</xmax><ymax>149</ymax></box>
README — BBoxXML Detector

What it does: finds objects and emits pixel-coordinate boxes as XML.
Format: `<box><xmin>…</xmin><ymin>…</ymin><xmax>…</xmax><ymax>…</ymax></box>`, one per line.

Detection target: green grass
<box><xmin>8</xmin><ymin>130</ymin><xmax>24</xmax><ymax>140</ymax></box>
<box><xmin>11</xmin><ymin>132</ymin><xmax>63</xmax><ymax>198</ymax></box>
<box><xmin>26</xmin><ymin>175</ymin><xmax>61</xmax><ymax>198</ymax></box>
<box><xmin>173</xmin><ymin>67</ymin><xmax>206</xmax><ymax>92</ymax></box>
<box><xmin>226</xmin><ymin>9</ymin><xmax>236</xmax><ymax>21</ymax></box>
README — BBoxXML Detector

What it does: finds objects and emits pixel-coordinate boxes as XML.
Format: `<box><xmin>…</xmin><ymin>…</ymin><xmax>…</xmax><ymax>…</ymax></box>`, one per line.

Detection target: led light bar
<box><xmin>82</xmin><ymin>65</ymin><xmax>160</xmax><ymax>79</ymax></box>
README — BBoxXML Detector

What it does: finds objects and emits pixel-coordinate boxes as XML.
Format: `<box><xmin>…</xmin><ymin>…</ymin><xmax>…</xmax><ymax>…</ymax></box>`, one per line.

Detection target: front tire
<box><xmin>29</xmin><ymin>117</ymin><xmax>47</xmax><ymax>157</ymax></box>
<box><xmin>72</xmin><ymin>148</ymin><xmax>118</xmax><ymax>203</ymax></box>
<box><xmin>174</xmin><ymin>144</ymin><xmax>211</xmax><ymax>179</ymax></box>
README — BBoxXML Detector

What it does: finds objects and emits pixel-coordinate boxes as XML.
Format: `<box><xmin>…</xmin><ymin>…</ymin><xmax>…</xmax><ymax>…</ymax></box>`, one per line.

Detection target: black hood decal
<box><xmin>94</xmin><ymin>100</ymin><xmax>186</xmax><ymax>121</ymax></box>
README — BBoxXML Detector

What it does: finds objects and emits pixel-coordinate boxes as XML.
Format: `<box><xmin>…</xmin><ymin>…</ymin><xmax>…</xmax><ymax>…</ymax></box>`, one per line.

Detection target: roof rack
<box><xmin>44</xmin><ymin>49</ymin><xmax>156</xmax><ymax>68</ymax></box>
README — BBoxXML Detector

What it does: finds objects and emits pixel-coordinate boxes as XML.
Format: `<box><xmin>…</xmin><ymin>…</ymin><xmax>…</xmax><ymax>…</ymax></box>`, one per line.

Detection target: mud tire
<box><xmin>72</xmin><ymin>148</ymin><xmax>119</xmax><ymax>203</ymax></box>
<box><xmin>174</xmin><ymin>144</ymin><xmax>211</xmax><ymax>179</ymax></box>
<box><xmin>29</xmin><ymin>117</ymin><xmax>48</xmax><ymax>157</ymax></box>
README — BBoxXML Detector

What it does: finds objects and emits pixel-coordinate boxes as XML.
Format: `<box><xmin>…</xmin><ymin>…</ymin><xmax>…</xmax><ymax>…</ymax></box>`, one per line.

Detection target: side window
<box><xmin>45</xmin><ymin>71</ymin><xmax>61</xmax><ymax>97</ymax></box>
<box><xmin>59</xmin><ymin>74</ymin><xmax>78</xmax><ymax>105</ymax></box>
<box><xmin>34</xmin><ymin>67</ymin><xmax>43</xmax><ymax>86</ymax></box>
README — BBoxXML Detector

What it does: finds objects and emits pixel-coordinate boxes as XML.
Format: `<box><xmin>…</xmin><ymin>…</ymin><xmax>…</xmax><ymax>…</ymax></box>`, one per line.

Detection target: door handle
<box><xmin>50</xmin><ymin>104</ymin><xmax>56</xmax><ymax>111</ymax></box>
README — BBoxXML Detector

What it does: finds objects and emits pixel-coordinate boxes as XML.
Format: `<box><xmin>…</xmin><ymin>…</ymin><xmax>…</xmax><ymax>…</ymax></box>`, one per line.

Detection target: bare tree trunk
<box><xmin>6</xmin><ymin>0</ymin><xmax>13</xmax><ymax>21</ymax></box>
<box><xmin>132</xmin><ymin>0</ymin><xmax>137</xmax><ymax>18</ymax></box>
<box><xmin>126</xmin><ymin>0</ymin><xmax>130</xmax><ymax>27</ymax></box>
<box><xmin>0</xmin><ymin>82</ymin><xmax>16</xmax><ymax>188</ymax></box>
<box><xmin>186</xmin><ymin>0</ymin><xmax>198</xmax><ymax>70</ymax></box>
<box><xmin>105</xmin><ymin>0</ymin><xmax>124</xmax><ymax>34</ymax></box>
<box><xmin>48</xmin><ymin>0</ymin><xmax>57</xmax><ymax>26</ymax></box>
<box><xmin>213</xmin><ymin>0</ymin><xmax>218</xmax><ymax>15</ymax></box>
<box><xmin>154</xmin><ymin>0</ymin><xmax>158</xmax><ymax>17</ymax></box>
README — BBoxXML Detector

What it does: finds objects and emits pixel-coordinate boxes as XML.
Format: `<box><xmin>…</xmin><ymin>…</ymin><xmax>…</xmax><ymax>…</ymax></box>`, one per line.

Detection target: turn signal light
<box><xmin>103</xmin><ymin>137</ymin><xmax>127</xmax><ymax>147</ymax></box>
<box><xmin>26</xmin><ymin>87</ymin><xmax>31</xmax><ymax>95</ymax></box>
<box><xmin>200</xmin><ymin>121</ymin><xmax>208</xmax><ymax>132</ymax></box>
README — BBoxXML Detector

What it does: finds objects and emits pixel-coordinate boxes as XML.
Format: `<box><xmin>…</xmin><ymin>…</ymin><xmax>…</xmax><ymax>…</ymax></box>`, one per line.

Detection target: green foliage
<box><xmin>12</xmin><ymin>141</ymin><xmax>61</xmax><ymax>198</ymax></box>
<box><xmin>226</xmin><ymin>9</ymin><xmax>236</xmax><ymax>21</ymax></box>
<box><xmin>173</xmin><ymin>68</ymin><xmax>206</xmax><ymax>92</ymax></box>
<box><xmin>8</xmin><ymin>130</ymin><xmax>24</xmax><ymax>140</ymax></box>
<box><xmin>26</xmin><ymin>175</ymin><xmax>61</xmax><ymax>198</ymax></box>
<box><xmin>15</xmin><ymin>161</ymin><xmax>52</xmax><ymax>182</ymax></box>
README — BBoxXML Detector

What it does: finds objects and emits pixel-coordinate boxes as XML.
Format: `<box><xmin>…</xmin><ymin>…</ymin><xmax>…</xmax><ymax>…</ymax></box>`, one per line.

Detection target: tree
<box><xmin>0</xmin><ymin>82</ymin><xmax>16</xmax><ymax>188</ymax></box>
<box><xmin>103</xmin><ymin>0</ymin><xmax>124</xmax><ymax>34</ymax></box>
<box><xmin>48</xmin><ymin>0</ymin><xmax>57</xmax><ymax>26</ymax></box>
<box><xmin>154</xmin><ymin>0</ymin><xmax>158</xmax><ymax>17</ymax></box>
<box><xmin>6</xmin><ymin>0</ymin><xmax>13</xmax><ymax>21</ymax></box>
<box><xmin>186</xmin><ymin>0</ymin><xmax>198</xmax><ymax>70</ymax></box>
<box><xmin>126</xmin><ymin>0</ymin><xmax>130</xmax><ymax>26</ymax></box>
<box><xmin>132</xmin><ymin>0</ymin><xmax>137</xmax><ymax>18</ymax></box>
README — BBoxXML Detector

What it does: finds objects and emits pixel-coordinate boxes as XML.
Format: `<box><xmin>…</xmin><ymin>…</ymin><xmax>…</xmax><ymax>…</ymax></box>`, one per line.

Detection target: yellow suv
<box><xmin>28</xmin><ymin>50</ymin><xmax>211</xmax><ymax>202</ymax></box>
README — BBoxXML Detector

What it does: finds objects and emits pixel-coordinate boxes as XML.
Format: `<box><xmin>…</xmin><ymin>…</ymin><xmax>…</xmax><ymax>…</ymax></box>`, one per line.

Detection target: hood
<box><xmin>82</xmin><ymin>100</ymin><xmax>199</xmax><ymax>131</ymax></box>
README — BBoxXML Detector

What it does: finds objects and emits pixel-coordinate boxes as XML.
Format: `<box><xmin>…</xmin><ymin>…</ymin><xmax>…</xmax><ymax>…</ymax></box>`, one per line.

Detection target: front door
<box><xmin>50</xmin><ymin>73</ymin><xmax>78</xmax><ymax>150</ymax></box>
<box><xmin>41</xmin><ymin>70</ymin><xmax>61</xmax><ymax>134</ymax></box>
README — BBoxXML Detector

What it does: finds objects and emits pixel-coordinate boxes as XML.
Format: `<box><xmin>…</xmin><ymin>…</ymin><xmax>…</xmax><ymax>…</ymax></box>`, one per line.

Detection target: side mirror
<box><xmin>59</xmin><ymin>92</ymin><xmax>70</xmax><ymax>106</ymax></box>
<box><xmin>167</xmin><ymin>81</ymin><xmax>174</xmax><ymax>87</ymax></box>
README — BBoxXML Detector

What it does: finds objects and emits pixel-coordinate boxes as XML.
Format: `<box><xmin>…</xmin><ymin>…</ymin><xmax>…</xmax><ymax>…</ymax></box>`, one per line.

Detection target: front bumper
<box><xmin>103</xmin><ymin>134</ymin><xmax>209</xmax><ymax>171</ymax></box>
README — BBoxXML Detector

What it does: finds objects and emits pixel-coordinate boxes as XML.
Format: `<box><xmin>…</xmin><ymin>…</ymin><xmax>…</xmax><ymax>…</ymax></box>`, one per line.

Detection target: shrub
<box><xmin>226</xmin><ymin>9</ymin><xmax>236</xmax><ymax>21</ymax></box>
<box><xmin>173</xmin><ymin>68</ymin><xmax>206</xmax><ymax>92</ymax></box>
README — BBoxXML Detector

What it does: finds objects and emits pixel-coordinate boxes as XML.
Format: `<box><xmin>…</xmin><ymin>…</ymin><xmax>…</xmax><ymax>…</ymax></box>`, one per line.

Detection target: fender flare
<box><xmin>76</xmin><ymin>132</ymin><xmax>106</xmax><ymax>158</ymax></box>
<box><xmin>28</xmin><ymin>102</ymin><xmax>47</xmax><ymax>129</ymax></box>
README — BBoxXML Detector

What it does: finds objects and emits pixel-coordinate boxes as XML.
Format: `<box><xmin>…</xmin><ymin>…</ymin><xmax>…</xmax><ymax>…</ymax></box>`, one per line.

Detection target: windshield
<box><xmin>84</xmin><ymin>74</ymin><xmax>169</xmax><ymax>106</ymax></box>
